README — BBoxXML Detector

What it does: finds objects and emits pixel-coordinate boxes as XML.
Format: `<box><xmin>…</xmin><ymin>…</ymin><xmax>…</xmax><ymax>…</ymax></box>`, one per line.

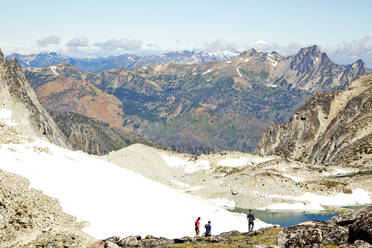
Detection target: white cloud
<box><xmin>37</xmin><ymin>35</ymin><xmax>60</xmax><ymax>47</ymax></box>
<box><xmin>203</xmin><ymin>39</ymin><xmax>239</xmax><ymax>52</ymax></box>
<box><xmin>66</xmin><ymin>37</ymin><xmax>89</xmax><ymax>47</ymax></box>
<box><xmin>94</xmin><ymin>38</ymin><xmax>143</xmax><ymax>51</ymax></box>
<box><xmin>325</xmin><ymin>36</ymin><xmax>372</xmax><ymax>66</ymax></box>
<box><xmin>2</xmin><ymin>36</ymin><xmax>372</xmax><ymax>67</ymax></box>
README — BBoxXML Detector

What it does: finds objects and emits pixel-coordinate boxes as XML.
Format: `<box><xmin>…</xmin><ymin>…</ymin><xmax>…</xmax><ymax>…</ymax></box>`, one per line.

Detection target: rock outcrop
<box><xmin>277</xmin><ymin>221</ymin><xmax>349</xmax><ymax>247</ymax></box>
<box><xmin>348</xmin><ymin>205</ymin><xmax>372</xmax><ymax>244</ymax></box>
<box><xmin>0</xmin><ymin>169</ymin><xmax>94</xmax><ymax>247</ymax></box>
<box><xmin>0</xmin><ymin>50</ymin><xmax>71</xmax><ymax>148</ymax></box>
<box><xmin>256</xmin><ymin>73</ymin><xmax>372</xmax><ymax>165</ymax></box>
<box><xmin>277</xmin><ymin>204</ymin><xmax>372</xmax><ymax>247</ymax></box>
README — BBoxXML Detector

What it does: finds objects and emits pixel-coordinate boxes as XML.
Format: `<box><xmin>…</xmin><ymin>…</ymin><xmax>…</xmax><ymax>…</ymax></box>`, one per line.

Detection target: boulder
<box><xmin>117</xmin><ymin>236</ymin><xmax>139</xmax><ymax>247</ymax></box>
<box><xmin>277</xmin><ymin>221</ymin><xmax>348</xmax><ymax>247</ymax></box>
<box><xmin>104</xmin><ymin>236</ymin><xmax>121</xmax><ymax>244</ymax></box>
<box><xmin>329</xmin><ymin>212</ymin><xmax>356</xmax><ymax>226</ymax></box>
<box><xmin>348</xmin><ymin>205</ymin><xmax>372</xmax><ymax>244</ymax></box>
<box><xmin>339</xmin><ymin>240</ymin><xmax>372</xmax><ymax>248</ymax></box>
<box><xmin>88</xmin><ymin>241</ymin><xmax>120</xmax><ymax>248</ymax></box>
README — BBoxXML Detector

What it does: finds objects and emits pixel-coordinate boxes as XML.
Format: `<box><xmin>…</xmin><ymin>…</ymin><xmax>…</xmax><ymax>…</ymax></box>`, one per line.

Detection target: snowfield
<box><xmin>0</xmin><ymin>139</ymin><xmax>270</xmax><ymax>239</ymax></box>
<box><xmin>260</xmin><ymin>189</ymin><xmax>371</xmax><ymax>211</ymax></box>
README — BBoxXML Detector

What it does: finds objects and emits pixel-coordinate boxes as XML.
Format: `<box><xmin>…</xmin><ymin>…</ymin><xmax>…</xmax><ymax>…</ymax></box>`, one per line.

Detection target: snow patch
<box><xmin>162</xmin><ymin>155</ymin><xmax>210</xmax><ymax>173</ymax></box>
<box><xmin>184</xmin><ymin>160</ymin><xmax>210</xmax><ymax>174</ymax></box>
<box><xmin>218</xmin><ymin>156</ymin><xmax>273</xmax><ymax>168</ymax></box>
<box><xmin>236</xmin><ymin>67</ymin><xmax>243</xmax><ymax>77</ymax></box>
<box><xmin>187</xmin><ymin>186</ymin><xmax>205</xmax><ymax>191</ymax></box>
<box><xmin>49</xmin><ymin>66</ymin><xmax>59</xmax><ymax>75</ymax></box>
<box><xmin>283</xmin><ymin>174</ymin><xmax>304</xmax><ymax>182</ymax></box>
<box><xmin>265</xmin><ymin>83</ymin><xmax>278</xmax><ymax>88</ymax></box>
<box><xmin>162</xmin><ymin>154</ymin><xmax>186</xmax><ymax>167</ymax></box>
<box><xmin>263</xmin><ymin>189</ymin><xmax>371</xmax><ymax>211</ymax></box>
<box><xmin>218</xmin><ymin>158</ymin><xmax>249</xmax><ymax>167</ymax></box>
<box><xmin>202</xmin><ymin>69</ymin><xmax>213</xmax><ymax>75</ymax></box>
<box><xmin>0</xmin><ymin>109</ymin><xmax>17</xmax><ymax>126</ymax></box>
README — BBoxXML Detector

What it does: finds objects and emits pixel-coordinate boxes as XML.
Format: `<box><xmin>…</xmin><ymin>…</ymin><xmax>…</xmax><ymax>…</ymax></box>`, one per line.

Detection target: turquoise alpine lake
<box><xmin>234</xmin><ymin>208</ymin><xmax>338</xmax><ymax>227</ymax></box>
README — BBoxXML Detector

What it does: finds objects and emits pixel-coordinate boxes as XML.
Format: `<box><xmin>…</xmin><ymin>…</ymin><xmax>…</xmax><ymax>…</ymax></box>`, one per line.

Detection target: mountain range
<box><xmin>7</xmin><ymin>49</ymin><xmax>240</xmax><ymax>72</ymax></box>
<box><xmin>23</xmin><ymin>45</ymin><xmax>369</xmax><ymax>154</ymax></box>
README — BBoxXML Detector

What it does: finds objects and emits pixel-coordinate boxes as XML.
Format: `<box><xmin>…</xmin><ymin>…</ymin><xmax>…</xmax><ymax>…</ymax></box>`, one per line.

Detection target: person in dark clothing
<box><xmin>247</xmin><ymin>209</ymin><xmax>255</xmax><ymax>232</ymax></box>
<box><xmin>194</xmin><ymin>217</ymin><xmax>201</xmax><ymax>238</ymax></box>
<box><xmin>205</xmin><ymin>221</ymin><xmax>212</xmax><ymax>237</ymax></box>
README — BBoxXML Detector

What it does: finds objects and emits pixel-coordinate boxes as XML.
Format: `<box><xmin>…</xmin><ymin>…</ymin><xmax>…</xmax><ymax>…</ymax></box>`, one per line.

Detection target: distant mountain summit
<box><xmin>8</xmin><ymin>52</ymin><xmax>69</xmax><ymax>68</ymax></box>
<box><xmin>270</xmin><ymin>45</ymin><xmax>369</xmax><ymax>92</ymax></box>
<box><xmin>0</xmin><ymin>50</ymin><xmax>70</xmax><ymax>148</ymax></box>
<box><xmin>7</xmin><ymin>49</ymin><xmax>240</xmax><ymax>72</ymax></box>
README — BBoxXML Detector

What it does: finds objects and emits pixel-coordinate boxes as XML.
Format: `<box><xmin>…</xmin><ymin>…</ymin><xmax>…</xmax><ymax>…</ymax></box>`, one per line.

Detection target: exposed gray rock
<box><xmin>339</xmin><ymin>240</ymin><xmax>372</xmax><ymax>248</ymax></box>
<box><xmin>117</xmin><ymin>235</ymin><xmax>140</xmax><ymax>247</ymax></box>
<box><xmin>349</xmin><ymin>205</ymin><xmax>372</xmax><ymax>244</ymax></box>
<box><xmin>257</xmin><ymin>73</ymin><xmax>372</xmax><ymax>166</ymax></box>
<box><xmin>277</xmin><ymin>221</ymin><xmax>349</xmax><ymax>247</ymax></box>
<box><xmin>0</xmin><ymin>49</ymin><xmax>71</xmax><ymax>148</ymax></box>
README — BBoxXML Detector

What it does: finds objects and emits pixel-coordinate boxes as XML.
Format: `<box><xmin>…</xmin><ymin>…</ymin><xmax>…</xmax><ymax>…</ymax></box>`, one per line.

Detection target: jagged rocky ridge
<box><xmin>256</xmin><ymin>73</ymin><xmax>372</xmax><ymax>166</ymax></box>
<box><xmin>0</xmin><ymin>50</ymin><xmax>70</xmax><ymax>148</ymax></box>
<box><xmin>23</xmin><ymin>46</ymin><xmax>368</xmax><ymax>154</ymax></box>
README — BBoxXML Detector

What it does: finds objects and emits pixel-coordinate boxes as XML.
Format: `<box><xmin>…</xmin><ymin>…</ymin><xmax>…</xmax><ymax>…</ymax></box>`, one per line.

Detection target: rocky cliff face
<box><xmin>256</xmin><ymin>73</ymin><xmax>372</xmax><ymax>166</ymax></box>
<box><xmin>0</xmin><ymin>50</ymin><xmax>71</xmax><ymax>148</ymax></box>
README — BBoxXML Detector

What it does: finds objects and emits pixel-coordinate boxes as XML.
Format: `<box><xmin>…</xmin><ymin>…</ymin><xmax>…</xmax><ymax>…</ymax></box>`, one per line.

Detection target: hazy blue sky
<box><xmin>1</xmin><ymin>0</ymin><xmax>372</xmax><ymax>65</ymax></box>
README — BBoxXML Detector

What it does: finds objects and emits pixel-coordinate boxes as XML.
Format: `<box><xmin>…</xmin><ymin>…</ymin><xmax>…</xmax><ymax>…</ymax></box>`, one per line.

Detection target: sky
<box><xmin>1</xmin><ymin>0</ymin><xmax>372</xmax><ymax>66</ymax></box>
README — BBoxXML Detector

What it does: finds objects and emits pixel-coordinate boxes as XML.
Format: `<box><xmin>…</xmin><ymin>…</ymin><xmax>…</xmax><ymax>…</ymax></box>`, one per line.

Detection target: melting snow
<box><xmin>283</xmin><ymin>174</ymin><xmax>304</xmax><ymax>182</ymax></box>
<box><xmin>202</xmin><ymin>69</ymin><xmax>213</xmax><ymax>75</ymax></box>
<box><xmin>50</xmin><ymin>66</ymin><xmax>59</xmax><ymax>75</ymax></box>
<box><xmin>218</xmin><ymin>156</ymin><xmax>273</xmax><ymax>167</ymax></box>
<box><xmin>236</xmin><ymin>67</ymin><xmax>243</xmax><ymax>77</ymax></box>
<box><xmin>0</xmin><ymin>140</ymin><xmax>271</xmax><ymax>239</ymax></box>
<box><xmin>263</xmin><ymin>189</ymin><xmax>371</xmax><ymax>211</ymax></box>
<box><xmin>162</xmin><ymin>154</ymin><xmax>186</xmax><ymax>167</ymax></box>
<box><xmin>162</xmin><ymin>154</ymin><xmax>210</xmax><ymax>173</ymax></box>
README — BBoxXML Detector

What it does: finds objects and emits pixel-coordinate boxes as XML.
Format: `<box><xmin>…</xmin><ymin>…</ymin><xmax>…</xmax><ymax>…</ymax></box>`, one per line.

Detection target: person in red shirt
<box><xmin>194</xmin><ymin>217</ymin><xmax>201</xmax><ymax>238</ymax></box>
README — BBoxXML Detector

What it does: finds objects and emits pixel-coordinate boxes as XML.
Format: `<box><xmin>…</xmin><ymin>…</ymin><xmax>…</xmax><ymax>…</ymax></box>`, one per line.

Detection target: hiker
<box><xmin>247</xmin><ymin>209</ymin><xmax>255</xmax><ymax>232</ymax></box>
<box><xmin>205</xmin><ymin>221</ymin><xmax>211</xmax><ymax>237</ymax></box>
<box><xmin>194</xmin><ymin>217</ymin><xmax>201</xmax><ymax>238</ymax></box>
